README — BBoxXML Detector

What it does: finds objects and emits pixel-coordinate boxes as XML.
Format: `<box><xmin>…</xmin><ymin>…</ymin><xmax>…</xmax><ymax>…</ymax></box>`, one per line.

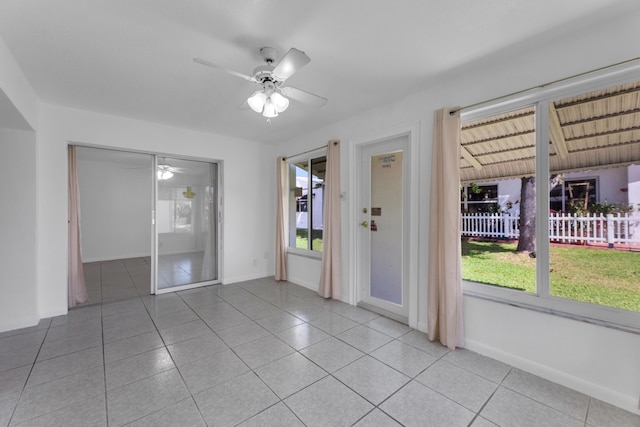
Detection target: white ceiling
<box><xmin>0</xmin><ymin>0</ymin><xmax>636</xmax><ymax>143</ymax></box>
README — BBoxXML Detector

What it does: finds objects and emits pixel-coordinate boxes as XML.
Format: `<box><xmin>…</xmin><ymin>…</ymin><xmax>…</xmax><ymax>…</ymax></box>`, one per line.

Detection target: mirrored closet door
<box><xmin>154</xmin><ymin>157</ymin><xmax>219</xmax><ymax>293</ymax></box>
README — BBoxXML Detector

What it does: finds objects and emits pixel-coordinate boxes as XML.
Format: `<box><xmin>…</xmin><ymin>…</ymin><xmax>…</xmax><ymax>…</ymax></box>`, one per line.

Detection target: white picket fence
<box><xmin>461</xmin><ymin>212</ymin><xmax>640</xmax><ymax>246</ymax></box>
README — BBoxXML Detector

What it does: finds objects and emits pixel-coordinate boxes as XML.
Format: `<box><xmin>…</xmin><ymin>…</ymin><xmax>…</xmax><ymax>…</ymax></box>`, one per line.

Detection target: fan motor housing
<box><xmin>252</xmin><ymin>65</ymin><xmax>277</xmax><ymax>83</ymax></box>
<box><xmin>259</xmin><ymin>46</ymin><xmax>278</xmax><ymax>64</ymax></box>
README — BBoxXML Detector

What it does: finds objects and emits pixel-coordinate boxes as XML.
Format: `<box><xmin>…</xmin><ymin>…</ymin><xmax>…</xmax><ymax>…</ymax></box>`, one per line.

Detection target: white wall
<box><xmin>0</xmin><ymin>129</ymin><xmax>38</xmax><ymax>331</ymax></box>
<box><xmin>0</xmin><ymin>36</ymin><xmax>40</xmax><ymax>333</ymax></box>
<box><xmin>77</xmin><ymin>154</ymin><xmax>152</xmax><ymax>262</ymax></box>
<box><xmin>35</xmin><ymin>104</ymin><xmax>275</xmax><ymax>321</ymax></box>
<box><xmin>561</xmin><ymin>168</ymin><xmax>628</xmax><ymax>207</ymax></box>
<box><xmin>286</xmin><ymin>253</ymin><xmax>322</xmax><ymax>290</ymax></box>
<box><xmin>628</xmin><ymin>165</ymin><xmax>640</xmax><ymax>209</ymax></box>
<box><xmin>275</xmin><ymin>6</ymin><xmax>640</xmax><ymax>414</ymax></box>
<box><xmin>628</xmin><ymin>165</ymin><xmax>640</xmax><ymax>241</ymax></box>
<box><xmin>464</xmin><ymin>297</ymin><xmax>640</xmax><ymax>412</ymax></box>
<box><xmin>0</xmin><ymin>37</ymin><xmax>38</xmax><ymax>130</ymax></box>
<box><xmin>497</xmin><ymin>180</ymin><xmax>522</xmax><ymax>214</ymax></box>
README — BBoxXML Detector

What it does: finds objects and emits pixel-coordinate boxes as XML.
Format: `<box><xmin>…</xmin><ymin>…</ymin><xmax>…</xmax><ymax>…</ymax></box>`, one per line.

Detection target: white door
<box><xmin>357</xmin><ymin>135</ymin><xmax>410</xmax><ymax>320</ymax></box>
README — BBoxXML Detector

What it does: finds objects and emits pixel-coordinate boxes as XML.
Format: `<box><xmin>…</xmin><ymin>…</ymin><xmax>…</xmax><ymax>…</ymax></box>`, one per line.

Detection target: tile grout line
<box><xmin>5</xmin><ymin>318</ymin><xmax>53</xmax><ymax>426</ymax></box>
<box><xmin>172</xmin><ymin>286</ymin><xmax>232</xmax><ymax>424</ymax></box>
<box><xmin>497</xmin><ymin>379</ymin><xmax>592</xmax><ymax>425</ymax></box>
<box><xmin>235</xmin><ymin>282</ymin><xmax>444</xmax><ymax>426</ymax></box>
<box><xmin>100</xmin><ymin>298</ymin><xmax>109</xmax><ymax>427</ymax></box>
<box><xmin>100</xmin><ymin>270</ymin><xmax>112</xmax><ymax>427</ymax></box>
<box><xmin>211</xmin><ymin>284</ymin><xmax>324</xmax><ymax>425</ymax></box>
<box><xmin>465</xmin><ymin>366</ymin><xmax>512</xmax><ymax>427</ymax></box>
<box><xmin>114</xmin><ymin>290</ymin><xmax>206</xmax><ymax>426</ymax></box>
<box><xmin>354</xmin><ymin>337</ymin><xmax>453</xmax><ymax>426</ymax></box>
<box><xmin>175</xmin><ymin>283</ymin><xmax>372</xmax><ymax>425</ymax></box>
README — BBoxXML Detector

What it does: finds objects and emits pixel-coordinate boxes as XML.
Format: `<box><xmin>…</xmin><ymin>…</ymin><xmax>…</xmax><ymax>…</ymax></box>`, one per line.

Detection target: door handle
<box><xmin>361</xmin><ymin>221</ymin><xmax>369</xmax><ymax>227</ymax></box>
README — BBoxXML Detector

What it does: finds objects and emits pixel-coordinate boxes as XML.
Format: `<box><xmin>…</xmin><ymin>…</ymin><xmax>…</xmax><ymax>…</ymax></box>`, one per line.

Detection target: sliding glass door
<box><xmin>154</xmin><ymin>156</ymin><xmax>219</xmax><ymax>293</ymax></box>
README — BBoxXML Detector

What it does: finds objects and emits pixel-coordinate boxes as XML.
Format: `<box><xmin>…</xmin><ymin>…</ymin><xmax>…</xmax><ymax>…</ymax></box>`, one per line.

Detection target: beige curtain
<box><xmin>428</xmin><ymin>108</ymin><xmax>464</xmax><ymax>349</ymax></box>
<box><xmin>68</xmin><ymin>146</ymin><xmax>88</xmax><ymax>308</ymax></box>
<box><xmin>275</xmin><ymin>156</ymin><xmax>288</xmax><ymax>281</ymax></box>
<box><xmin>319</xmin><ymin>140</ymin><xmax>341</xmax><ymax>298</ymax></box>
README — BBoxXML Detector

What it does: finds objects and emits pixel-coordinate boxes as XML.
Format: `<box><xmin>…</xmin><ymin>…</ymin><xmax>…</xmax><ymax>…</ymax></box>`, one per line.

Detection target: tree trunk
<box><xmin>517</xmin><ymin>176</ymin><xmax>536</xmax><ymax>253</ymax></box>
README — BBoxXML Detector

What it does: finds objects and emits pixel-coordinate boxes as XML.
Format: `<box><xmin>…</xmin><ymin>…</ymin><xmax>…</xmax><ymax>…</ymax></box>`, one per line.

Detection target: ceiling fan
<box><xmin>194</xmin><ymin>47</ymin><xmax>328</xmax><ymax>118</ymax></box>
<box><xmin>156</xmin><ymin>160</ymin><xmax>187</xmax><ymax>180</ymax></box>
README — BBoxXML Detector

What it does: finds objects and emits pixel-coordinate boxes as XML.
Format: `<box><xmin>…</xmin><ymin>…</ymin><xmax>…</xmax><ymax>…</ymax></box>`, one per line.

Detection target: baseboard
<box><xmin>221</xmin><ymin>272</ymin><xmax>271</xmax><ymax>285</ymax></box>
<box><xmin>464</xmin><ymin>338</ymin><xmax>640</xmax><ymax>415</ymax></box>
<box><xmin>285</xmin><ymin>277</ymin><xmax>319</xmax><ymax>293</ymax></box>
<box><xmin>357</xmin><ymin>302</ymin><xmax>408</xmax><ymax>325</ymax></box>
<box><xmin>1</xmin><ymin>304</ymin><xmax>69</xmax><ymax>333</ymax></box>
<box><xmin>0</xmin><ymin>316</ymin><xmax>39</xmax><ymax>334</ymax></box>
<box><xmin>416</xmin><ymin>321</ymin><xmax>428</xmax><ymax>333</ymax></box>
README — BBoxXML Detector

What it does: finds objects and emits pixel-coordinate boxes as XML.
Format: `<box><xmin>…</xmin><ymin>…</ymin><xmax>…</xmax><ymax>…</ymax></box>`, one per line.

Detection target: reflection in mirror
<box><xmin>157</xmin><ymin>158</ymin><xmax>217</xmax><ymax>289</ymax></box>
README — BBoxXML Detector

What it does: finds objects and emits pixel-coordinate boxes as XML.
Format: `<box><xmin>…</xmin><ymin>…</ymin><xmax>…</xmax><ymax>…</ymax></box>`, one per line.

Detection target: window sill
<box><xmin>463</xmin><ymin>281</ymin><xmax>640</xmax><ymax>335</ymax></box>
<box><xmin>287</xmin><ymin>247</ymin><xmax>322</xmax><ymax>260</ymax></box>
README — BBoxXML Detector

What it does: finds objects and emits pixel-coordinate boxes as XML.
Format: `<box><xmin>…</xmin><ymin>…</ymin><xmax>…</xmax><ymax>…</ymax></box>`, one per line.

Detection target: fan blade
<box><xmin>193</xmin><ymin>58</ymin><xmax>257</xmax><ymax>83</ymax></box>
<box><xmin>281</xmin><ymin>86</ymin><xmax>328</xmax><ymax>108</ymax></box>
<box><xmin>272</xmin><ymin>48</ymin><xmax>310</xmax><ymax>81</ymax></box>
<box><xmin>237</xmin><ymin>99</ymin><xmax>251</xmax><ymax>110</ymax></box>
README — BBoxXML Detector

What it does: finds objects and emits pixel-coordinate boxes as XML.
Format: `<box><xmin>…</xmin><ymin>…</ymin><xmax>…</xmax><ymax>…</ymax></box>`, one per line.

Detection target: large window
<box><xmin>549</xmin><ymin>178</ymin><xmax>598</xmax><ymax>213</ymax></box>
<box><xmin>288</xmin><ymin>152</ymin><xmax>326</xmax><ymax>252</ymax></box>
<box><xmin>461</xmin><ymin>184</ymin><xmax>499</xmax><ymax>213</ymax></box>
<box><xmin>460</xmin><ymin>75</ymin><xmax>640</xmax><ymax>330</ymax></box>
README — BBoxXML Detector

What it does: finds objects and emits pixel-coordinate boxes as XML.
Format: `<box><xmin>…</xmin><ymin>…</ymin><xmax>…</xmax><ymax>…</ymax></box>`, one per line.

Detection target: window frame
<box><xmin>460</xmin><ymin>64</ymin><xmax>640</xmax><ymax>332</ymax></box>
<box><xmin>461</xmin><ymin>184</ymin><xmax>499</xmax><ymax>213</ymax></box>
<box><xmin>286</xmin><ymin>148</ymin><xmax>327</xmax><ymax>258</ymax></box>
<box><xmin>550</xmin><ymin>177</ymin><xmax>599</xmax><ymax>213</ymax></box>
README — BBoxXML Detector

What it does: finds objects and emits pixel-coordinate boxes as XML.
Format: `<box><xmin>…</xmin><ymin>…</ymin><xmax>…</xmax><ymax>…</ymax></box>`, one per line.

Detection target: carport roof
<box><xmin>460</xmin><ymin>80</ymin><xmax>640</xmax><ymax>183</ymax></box>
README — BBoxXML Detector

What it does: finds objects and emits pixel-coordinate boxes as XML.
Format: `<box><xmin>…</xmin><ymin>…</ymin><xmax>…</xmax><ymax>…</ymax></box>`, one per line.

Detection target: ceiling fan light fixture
<box><xmin>271</xmin><ymin>92</ymin><xmax>289</xmax><ymax>113</ymax></box>
<box><xmin>157</xmin><ymin>166</ymin><xmax>174</xmax><ymax>180</ymax></box>
<box><xmin>247</xmin><ymin>91</ymin><xmax>267</xmax><ymax>113</ymax></box>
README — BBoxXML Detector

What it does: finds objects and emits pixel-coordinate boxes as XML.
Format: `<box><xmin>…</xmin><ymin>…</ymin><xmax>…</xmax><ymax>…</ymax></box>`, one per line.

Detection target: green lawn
<box><xmin>461</xmin><ymin>240</ymin><xmax>640</xmax><ymax>312</ymax></box>
<box><xmin>296</xmin><ymin>235</ymin><xmax>323</xmax><ymax>252</ymax></box>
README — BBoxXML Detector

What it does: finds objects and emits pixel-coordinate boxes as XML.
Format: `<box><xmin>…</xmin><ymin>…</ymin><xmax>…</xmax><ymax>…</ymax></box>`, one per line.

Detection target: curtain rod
<box><xmin>282</xmin><ymin>140</ymin><xmax>338</xmax><ymax>161</ymax></box>
<box><xmin>449</xmin><ymin>56</ymin><xmax>640</xmax><ymax>115</ymax></box>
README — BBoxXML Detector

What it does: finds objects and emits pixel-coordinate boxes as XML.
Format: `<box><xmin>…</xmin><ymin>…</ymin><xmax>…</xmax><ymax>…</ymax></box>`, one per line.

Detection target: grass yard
<box><xmin>296</xmin><ymin>235</ymin><xmax>323</xmax><ymax>252</ymax></box>
<box><xmin>461</xmin><ymin>240</ymin><xmax>640</xmax><ymax>312</ymax></box>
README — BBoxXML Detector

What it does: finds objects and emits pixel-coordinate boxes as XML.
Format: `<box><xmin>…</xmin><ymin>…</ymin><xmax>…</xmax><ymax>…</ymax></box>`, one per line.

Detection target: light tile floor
<box><xmin>83</xmin><ymin>253</ymin><xmax>211</xmax><ymax>305</ymax></box>
<box><xmin>1</xmin><ymin>277</ymin><xmax>639</xmax><ymax>426</ymax></box>
<box><xmin>83</xmin><ymin>257</ymin><xmax>152</xmax><ymax>305</ymax></box>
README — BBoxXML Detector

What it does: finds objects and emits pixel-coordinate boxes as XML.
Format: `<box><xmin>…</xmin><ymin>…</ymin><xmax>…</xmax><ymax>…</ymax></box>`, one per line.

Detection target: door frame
<box><xmin>70</xmin><ymin>143</ymin><xmax>223</xmax><ymax>297</ymax></box>
<box><xmin>348</xmin><ymin>122</ymin><xmax>420</xmax><ymax>328</ymax></box>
